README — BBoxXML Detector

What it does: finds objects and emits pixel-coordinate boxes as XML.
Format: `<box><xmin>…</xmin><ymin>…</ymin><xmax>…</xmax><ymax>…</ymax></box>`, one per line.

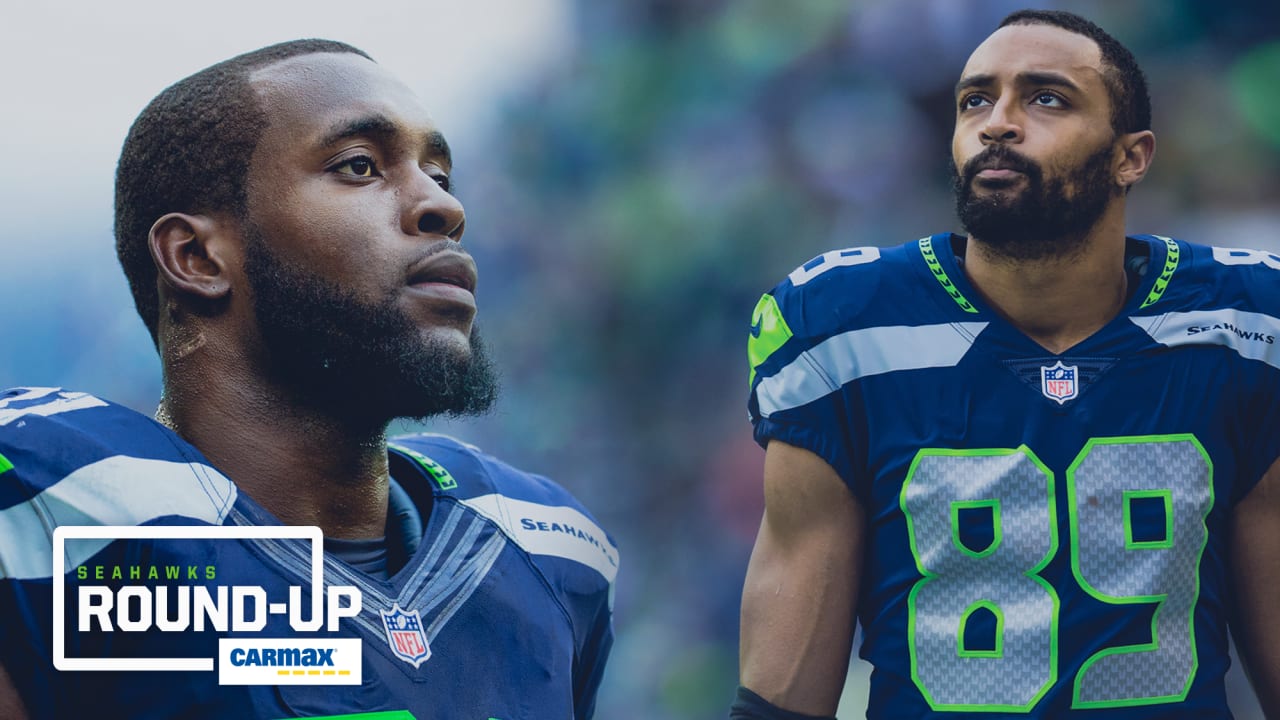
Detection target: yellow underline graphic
<box><xmin>273</xmin><ymin>668</ymin><xmax>352</xmax><ymax>676</ymax></box>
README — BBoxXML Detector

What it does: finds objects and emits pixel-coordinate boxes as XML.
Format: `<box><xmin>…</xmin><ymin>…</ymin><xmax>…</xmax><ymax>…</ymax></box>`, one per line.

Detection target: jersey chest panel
<box><xmin>853</xmin><ymin>335</ymin><xmax>1241</xmax><ymax>718</ymax></box>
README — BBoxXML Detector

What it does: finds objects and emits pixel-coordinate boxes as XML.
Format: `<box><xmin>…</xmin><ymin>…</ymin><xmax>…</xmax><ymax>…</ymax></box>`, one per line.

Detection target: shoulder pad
<box><xmin>389</xmin><ymin>433</ymin><xmax>618</xmax><ymax>586</ymax></box>
<box><xmin>0</xmin><ymin>388</ymin><xmax>235</xmax><ymax>580</ymax></box>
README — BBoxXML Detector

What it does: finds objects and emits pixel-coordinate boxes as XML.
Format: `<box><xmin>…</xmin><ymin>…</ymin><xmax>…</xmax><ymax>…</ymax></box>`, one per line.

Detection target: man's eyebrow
<box><xmin>319</xmin><ymin>114</ymin><xmax>453</xmax><ymax>166</ymax></box>
<box><xmin>955</xmin><ymin>71</ymin><xmax>1082</xmax><ymax>97</ymax></box>
<box><xmin>955</xmin><ymin>73</ymin><xmax>995</xmax><ymax>96</ymax></box>
<box><xmin>319</xmin><ymin>114</ymin><xmax>400</xmax><ymax>149</ymax></box>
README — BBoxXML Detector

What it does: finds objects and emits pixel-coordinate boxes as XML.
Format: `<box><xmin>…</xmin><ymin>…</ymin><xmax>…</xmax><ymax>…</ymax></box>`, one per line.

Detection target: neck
<box><xmin>160</xmin><ymin>359</ymin><xmax>390</xmax><ymax>540</ymax></box>
<box><xmin>963</xmin><ymin>206</ymin><xmax>1130</xmax><ymax>354</ymax></box>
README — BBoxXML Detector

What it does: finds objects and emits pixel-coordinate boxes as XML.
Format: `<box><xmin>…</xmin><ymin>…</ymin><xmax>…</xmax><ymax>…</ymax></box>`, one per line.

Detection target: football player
<box><xmin>0</xmin><ymin>40</ymin><xmax>616</xmax><ymax>719</ymax></box>
<box><xmin>736</xmin><ymin>9</ymin><xmax>1280</xmax><ymax>719</ymax></box>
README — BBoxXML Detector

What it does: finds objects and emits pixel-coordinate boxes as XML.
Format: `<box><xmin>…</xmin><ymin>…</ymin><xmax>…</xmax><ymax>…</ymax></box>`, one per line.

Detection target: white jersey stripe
<box><xmin>0</xmin><ymin>456</ymin><xmax>236</xmax><ymax>580</ymax></box>
<box><xmin>459</xmin><ymin>494</ymin><xmax>619</xmax><ymax>584</ymax></box>
<box><xmin>756</xmin><ymin>322</ymin><xmax>988</xmax><ymax>417</ymax></box>
<box><xmin>1131</xmin><ymin>310</ymin><xmax>1280</xmax><ymax>370</ymax></box>
<box><xmin>0</xmin><ymin>388</ymin><xmax>108</xmax><ymax>426</ymax></box>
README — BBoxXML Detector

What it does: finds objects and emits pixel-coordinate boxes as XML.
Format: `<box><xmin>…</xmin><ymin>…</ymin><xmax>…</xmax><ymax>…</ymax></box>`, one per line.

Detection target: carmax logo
<box><xmin>219</xmin><ymin>638</ymin><xmax>362</xmax><ymax>685</ymax></box>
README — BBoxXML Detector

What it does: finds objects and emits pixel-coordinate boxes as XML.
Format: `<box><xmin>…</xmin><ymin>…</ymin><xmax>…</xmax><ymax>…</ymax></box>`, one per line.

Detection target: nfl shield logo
<box><xmin>381</xmin><ymin>604</ymin><xmax>431</xmax><ymax>668</ymax></box>
<box><xmin>1040</xmin><ymin>361</ymin><xmax>1079</xmax><ymax>404</ymax></box>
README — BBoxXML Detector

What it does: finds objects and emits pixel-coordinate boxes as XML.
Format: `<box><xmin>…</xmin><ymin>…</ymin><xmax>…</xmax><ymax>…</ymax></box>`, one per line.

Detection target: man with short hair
<box><xmin>736</xmin><ymin>9</ymin><xmax>1279</xmax><ymax>718</ymax></box>
<box><xmin>0</xmin><ymin>40</ymin><xmax>616</xmax><ymax>719</ymax></box>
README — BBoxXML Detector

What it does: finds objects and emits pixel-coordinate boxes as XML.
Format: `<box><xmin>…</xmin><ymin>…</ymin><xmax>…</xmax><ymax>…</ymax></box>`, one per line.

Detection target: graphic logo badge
<box><xmin>381</xmin><ymin>604</ymin><xmax>430</xmax><ymax>668</ymax></box>
<box><xmin>53</xmin><ymin>525</ymin><xmax>362</xmax><ymax>686</ymax></box>
<box><xmin>1040</xmin><ymin>361</ymin><xmax>1079</xmax><ymax>404</ymax></box>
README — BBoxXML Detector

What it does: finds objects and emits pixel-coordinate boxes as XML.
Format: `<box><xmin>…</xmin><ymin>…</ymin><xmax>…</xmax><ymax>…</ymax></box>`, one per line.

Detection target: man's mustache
<box><xmin>960</xmin><ymin>145</ymin><xmax>1043</xmax><ymax>185</ymax></box>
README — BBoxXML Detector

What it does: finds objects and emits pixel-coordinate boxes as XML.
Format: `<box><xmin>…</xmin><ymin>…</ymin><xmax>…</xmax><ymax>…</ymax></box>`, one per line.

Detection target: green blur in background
<box><xmin>2</xmin><ymin>0</ymin><xmax>1277</xmax><ymax>718</ymax></box>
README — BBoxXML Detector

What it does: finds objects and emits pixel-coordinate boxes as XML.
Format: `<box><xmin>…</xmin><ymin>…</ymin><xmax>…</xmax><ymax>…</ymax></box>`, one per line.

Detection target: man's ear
<box><xmin>1116</xmin><ymin>130</ymin><xmax>1156</xmax><ymax>191</ymax></box>
<box><xmin>149</xmin><ymin>213</ymin><xmax>237</xmax><ymax>300</ymax></box>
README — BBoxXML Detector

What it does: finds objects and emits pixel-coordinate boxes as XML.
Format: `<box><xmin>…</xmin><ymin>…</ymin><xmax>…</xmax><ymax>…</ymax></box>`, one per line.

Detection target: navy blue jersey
<box><xmin>0</xmin><ymin>387</ymin><xmax>617</xmax><ymax>720</ymax></box>
<box><xmin>748</xmin><ymin>235</ymin><xmax>1280</xmax><ymax>718</ymax></box>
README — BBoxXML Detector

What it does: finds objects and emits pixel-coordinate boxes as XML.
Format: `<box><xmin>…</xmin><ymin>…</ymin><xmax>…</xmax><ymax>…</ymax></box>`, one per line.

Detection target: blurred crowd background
<box><xmin>2</xmin><ymin>0</ymin><xmax>1277</xmax><ymax>717</ymax></box>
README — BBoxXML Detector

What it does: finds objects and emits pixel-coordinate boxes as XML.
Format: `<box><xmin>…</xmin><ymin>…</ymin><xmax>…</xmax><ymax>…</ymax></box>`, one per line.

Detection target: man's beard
<box><xmin>953</xmin><ymin>141</ymin><xmax>1118</xmax><ymax>262</ymax></box>
<box><xmin>242</xmin><ymin>225</ymin><xmax>498</xmax><ymax>427</ymax></box>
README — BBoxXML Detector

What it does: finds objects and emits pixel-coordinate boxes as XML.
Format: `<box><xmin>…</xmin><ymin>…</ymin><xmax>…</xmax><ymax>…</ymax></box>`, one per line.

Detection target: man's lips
<box><xmin>964</xmin><ymin>148</ymin><xmax>1037</xmax><ymax>185</ymax></box>
<box><xmin>406</xmin><ymin>249</ymin><xmax>478</xmax><ymax>314</ymax></box>
<box><xmin>407</xmin><ymin>250</ymin><xmax>478</xmax><ymax>294</ymax></box>
<box><xmin>974</xmin><ymin>168</ymin><xmax>1025</xmax><ymax>181</ymax></box>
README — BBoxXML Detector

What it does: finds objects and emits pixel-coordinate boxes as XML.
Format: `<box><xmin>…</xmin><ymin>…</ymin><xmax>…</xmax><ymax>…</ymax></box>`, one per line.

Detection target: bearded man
<box><xmin>736</xmin><ymin>9</ymin><xmax>1280</xmax><ymax>719</ymax></box>
<box><xmin>0</xmin><ymin>39</ymin><xmax>616</xmax><ymax>720</ymax></box>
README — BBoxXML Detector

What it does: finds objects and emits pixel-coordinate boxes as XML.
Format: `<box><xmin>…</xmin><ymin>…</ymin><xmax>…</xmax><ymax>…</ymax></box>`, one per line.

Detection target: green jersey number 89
<box><xmin>900</xmin><ymin>435</ymin><xmax>1212</xmax><ymax>712</ymax></box>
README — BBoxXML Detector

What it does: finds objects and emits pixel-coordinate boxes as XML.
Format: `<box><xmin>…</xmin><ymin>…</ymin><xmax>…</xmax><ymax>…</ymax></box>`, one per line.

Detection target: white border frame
<box><xmin>52</xmin><ymin>525</ymin><xmax>323</xmax><ymax>672</ymax></box>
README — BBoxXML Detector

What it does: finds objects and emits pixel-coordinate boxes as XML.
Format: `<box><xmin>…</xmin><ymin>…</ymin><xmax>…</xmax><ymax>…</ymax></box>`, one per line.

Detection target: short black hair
<box><xmin>998</xmin><ymin>9</ymin><xmax>1151</xmax><ymax>135</ymax></box>
<box><xmin>114</xmin><ymin>39</ymin><xmax>372</xmax><ymax>345</ymax></box>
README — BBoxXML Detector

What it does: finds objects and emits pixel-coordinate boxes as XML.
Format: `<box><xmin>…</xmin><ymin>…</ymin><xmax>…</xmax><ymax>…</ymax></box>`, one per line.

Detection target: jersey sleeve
<box><xmin>0</xmin><ymin>454</ymin><xmax>59</xmax><ymax>717</ymax></box>
<box><xmin>1244</xmin><ymin>365</ymin><xmax>1280</xmax><ymax>497</ymax></box>
<box><xmin>1230</xmin><ymin>249</ymin><xmax>1280</xmax><ymax>496</ymax></box>
<box><xmin>0</xmin><ymin>388</ymin><xmax>237</xmax><ymax>716</ymax></box>
<box><xmin>747</xmin><ymin>249</ymin><xmax>884</xmax><ymax>494</ymax></box>
<box><xmin>571</xmin><ymin>575</ymin><xmax>613</xmax><ymax>719</ymax></box>
<box><xmin>1139</xmin><ymin>243</ymin><xmax>1280</xmax><ymax>500</ymax></box>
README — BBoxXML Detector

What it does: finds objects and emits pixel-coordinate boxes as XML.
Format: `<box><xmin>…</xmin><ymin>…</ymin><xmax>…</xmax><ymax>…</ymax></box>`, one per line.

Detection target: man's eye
<box><xmin>335</xmin><ymin>157</ymin><xmax>377</xmax><ymax>177</ymax></box>
<box><xmin>960</xmin><ymin>95</ymin><xmax>988</xmax><ymax>110</ymax></box>
<box><xmin>432</xmin><ymin>174</ymin><xmax>452</xmax><ymax>193</ymax></box>
<box><xmin>1033</xmin><ymin>93</ymin><xmax>1064</xmax><ymax>107</ymax></box>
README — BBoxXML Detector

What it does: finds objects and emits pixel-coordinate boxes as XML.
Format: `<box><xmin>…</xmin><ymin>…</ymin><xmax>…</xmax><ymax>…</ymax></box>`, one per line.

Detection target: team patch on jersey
<box><xmin>1040</xmin><ymin>361</ymin><xmax>1079</xmax><ymax>404</ymax></box>
<box><xmin>382</xmin><ymin>604</ymin><xmax>430</xmax><ymax>668</ymax></box>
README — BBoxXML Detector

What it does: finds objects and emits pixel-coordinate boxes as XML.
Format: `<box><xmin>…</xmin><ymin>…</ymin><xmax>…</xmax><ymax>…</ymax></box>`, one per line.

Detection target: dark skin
<box><xmin>155</xmin><ymin>53</ymin><xmax>470</xmax><ymax>539</ymax></box>
<box><xmin>0</xmin><ymin>53</ymin><xmax>475</xmax><ymax>715</ymax></box>
<box><xmin>951</xmin><ymin>23</ymin><xmax>1153</xmax><ymax>354</ymax></box>
<box><xmin>0</xmin><ymin>663</ymin><xmax>26</xmax><ymax>720</ymax></box>
<box><xmin>740</xmin><ymin>26</ymin><xmax>1151</xmax><ymax>713</ymax></box>
<box><xmin>740</xmin><ymin>24</ymin><xmax>1280</xmax><ymax>716</ymax></box>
